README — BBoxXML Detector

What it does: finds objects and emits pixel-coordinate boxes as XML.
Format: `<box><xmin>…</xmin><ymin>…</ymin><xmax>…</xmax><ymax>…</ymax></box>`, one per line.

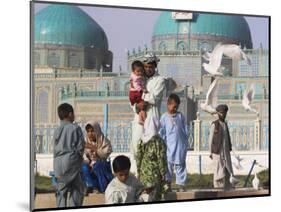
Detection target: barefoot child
<box><xmin>129</xmin><ymin>60</ymin><xmax>147</xmax><ymax>125</ymax></box>
<box><xmin>208</xmin><ymin>104</ymin><xmax>239</xmax><ymax>190</ymax></box>
<box><xmin>105</xmin><ymin>155</ymin><xmax>146</xmax><ymax>204</ymax></box>
<box><xmin>53</xmin><ymin>103</ymin><xmax>85</xmax><ymax>207</ymax></box>
<box><xmin>159</xmin><ymin>94</ymin><xmax>189</xmax><ymax>191</ymax></box>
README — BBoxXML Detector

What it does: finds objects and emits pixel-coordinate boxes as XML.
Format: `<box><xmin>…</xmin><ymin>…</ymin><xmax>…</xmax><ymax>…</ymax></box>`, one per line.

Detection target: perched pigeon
<box><xmin>229</xmin><ymin>174</ymin><xmax>240</xmax><ymax>186</ymax></box>
<box><xmin>252</xmin><ymin>172</ymin><xmax>260</xmax><ymax>190</ymax></box>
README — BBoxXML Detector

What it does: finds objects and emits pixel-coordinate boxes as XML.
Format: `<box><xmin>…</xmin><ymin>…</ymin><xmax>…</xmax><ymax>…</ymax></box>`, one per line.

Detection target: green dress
<box><xmin>136</xmin><ymin>135</ymin><xmax>168</xmax><ymax>201</ymax></box>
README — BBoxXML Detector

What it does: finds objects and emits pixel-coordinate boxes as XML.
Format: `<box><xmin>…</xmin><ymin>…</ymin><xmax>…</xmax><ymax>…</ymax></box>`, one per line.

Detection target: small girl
<box><xmin>129</xmin><ymin>60</ymin><xmax>147</xmax><ymax>125</ymax></box>
<box><xmin>82</xmin><ymin>122</ymin><xmax>113</xmax><ymax>194</ymax></box>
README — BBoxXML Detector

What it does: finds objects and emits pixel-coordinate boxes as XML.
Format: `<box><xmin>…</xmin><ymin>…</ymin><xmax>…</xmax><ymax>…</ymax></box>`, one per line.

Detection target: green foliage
<box><xmin>171</xmin><ymin>169</ymin><xmax>269</xmax><ymax>189</ymax></box>
<box><xmin>34</xmin><ymin>169</ymin><xmax>269</xmax><ymax>193</ymax></box>
<box><xmin>35</xmin><ymin>173</ymin><xmax>55</xmax><ymax>193</ymax></box>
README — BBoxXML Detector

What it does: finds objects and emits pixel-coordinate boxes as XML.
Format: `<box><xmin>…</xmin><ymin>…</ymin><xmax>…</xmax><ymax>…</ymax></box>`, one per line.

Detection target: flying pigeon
<box><xmin>200</xmin><ymin>78</ymin><xmax>219</xmax><ymax>115</ymax></box>
<box><xmin>202</xmin><ymin>43</ymin><xmax>224</xmax><ymax>76</ymax></box>
<box><xmin>242</xmin><ymin>83</ymin><xmax>258</xmax><ymax>114</ymax></box>
<box><xmin>233</xmin><ymin>154</ymin><xmax>244</xmax><ymax>170</ymax></box>
<box><xmin>202</xmin><ymin>43</ymin><xmax>251</xmax><ymax>76</ymax></box>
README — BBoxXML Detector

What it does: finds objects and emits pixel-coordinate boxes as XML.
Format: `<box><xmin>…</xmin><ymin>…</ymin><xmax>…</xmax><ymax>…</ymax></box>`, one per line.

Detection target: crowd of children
<box><xmin>52</xmin><ymin>57</ymin><xmax>237</xmax><ymax>208</ymax></box>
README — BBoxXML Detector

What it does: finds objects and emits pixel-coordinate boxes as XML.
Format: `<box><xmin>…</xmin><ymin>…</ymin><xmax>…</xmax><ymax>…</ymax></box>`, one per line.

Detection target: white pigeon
<box><xmin>200</xmin><ymin>77</ymin><xmax>219</xmax><ymax>115</ymax></box>
<box><xmin>222</xmin><ymin>44</ymin><xmax>251</xmax><ymax>65</ymax></box>
<box><xmin>229</xmin><ymin>174</ymin><xmax>240</xmax><ymax>186</ymax></box>
<box><xmin>242</xmin><ymin>83</ymin><xmax>258</xmax><ymax>114</ymax></box>
<box><xmin>232</xmin><ymin>154</ymin><xmax>244</xmax><ymax>170</ymax></box>
<box><xmin>202</xmin><ymin>43</ymin><xmax>224</xmax><ymax>76</ymax></box>
<box><xmin>202</xmin><ymin>43</ymin><xmax>251</xmax><ymax>76</ymax></box>
<box><xmin>252</xmin><ymin>172</ymin><xmax>260</xmax><ymax>190</ymax></box>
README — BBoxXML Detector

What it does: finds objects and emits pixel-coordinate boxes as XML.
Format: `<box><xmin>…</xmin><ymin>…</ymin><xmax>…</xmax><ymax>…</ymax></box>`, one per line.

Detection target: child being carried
<box><xmin>129</xmin><ymin>60</ymin><xmax>147</xmax><ymax>125</ymax></box>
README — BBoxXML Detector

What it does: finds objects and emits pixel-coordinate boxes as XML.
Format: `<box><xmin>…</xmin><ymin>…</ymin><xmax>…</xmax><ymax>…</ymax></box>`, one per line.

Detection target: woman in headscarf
<box><xmin>81</xmin><ymin>122</ymin><xmax>113</xmax><ymax>194</ymax></box>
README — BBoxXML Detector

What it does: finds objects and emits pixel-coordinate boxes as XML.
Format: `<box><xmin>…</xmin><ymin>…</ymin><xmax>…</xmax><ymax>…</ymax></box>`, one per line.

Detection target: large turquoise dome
<box><xmin>35</xmin><ymin>5</ymin><xmax>108</xmax><ymax>49</ymax></box>
<box><xmin>153</xmin><ymin>12</ymin><xmax>252</xmax><ymax>48</ymax></box>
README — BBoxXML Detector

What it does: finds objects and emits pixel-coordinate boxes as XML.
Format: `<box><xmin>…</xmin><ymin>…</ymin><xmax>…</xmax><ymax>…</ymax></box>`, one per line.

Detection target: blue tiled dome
<box><xmin>153</xmin><ymin>12</ymin><xmax>252</xmax><ymax>48</ymax></box>
<box><xmin>35</xmin><ymin>5</ymin><xmax>108</xmax><ymax>49</ymax></box>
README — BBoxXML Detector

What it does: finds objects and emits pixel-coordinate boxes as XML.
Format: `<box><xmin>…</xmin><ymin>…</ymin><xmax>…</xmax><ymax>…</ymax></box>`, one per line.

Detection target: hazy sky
<box><xmin>34</xmin><ymin>3</ymin><xmax>269</xmax><ymax>72</ymax></box>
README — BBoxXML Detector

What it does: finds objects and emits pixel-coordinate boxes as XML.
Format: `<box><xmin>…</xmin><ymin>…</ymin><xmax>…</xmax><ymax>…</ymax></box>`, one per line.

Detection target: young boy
<box><xmin>159</xmin><ymin>94</ymin><xmax>188</xmax><ymax>191</ymax></box>
<box><xmin>129</xmin><ymin>60</ymin><xmax>147</xmax><ymax>125</ymax></box>
<box><xmin>53</xmin><ymin>103</ymin><xmax>85</xmax><ymax>207</ymax></box>
<box><xmin>105</xmin><ymin>155</ymin><xmax>146</xmax><ymax>204</ymax></box>
<box><xmin>208</xmin><ymin>104</ymin><xmax>239</xmax><ymax>190</ymax></box>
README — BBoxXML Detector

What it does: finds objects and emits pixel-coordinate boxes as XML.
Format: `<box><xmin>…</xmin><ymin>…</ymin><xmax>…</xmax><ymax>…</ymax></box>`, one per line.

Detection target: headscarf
<box><xmin>85</xmin><ymin>121</ymin><xmax>112</xmax><ymax>159</ymax></box>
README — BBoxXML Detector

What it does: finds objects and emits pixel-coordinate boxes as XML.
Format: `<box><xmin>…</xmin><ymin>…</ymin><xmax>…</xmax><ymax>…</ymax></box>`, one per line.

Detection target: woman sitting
<box><xmin>82</xmin><ymin>122</ymin><xmax>113</xmax><ymax>194</ymax></box>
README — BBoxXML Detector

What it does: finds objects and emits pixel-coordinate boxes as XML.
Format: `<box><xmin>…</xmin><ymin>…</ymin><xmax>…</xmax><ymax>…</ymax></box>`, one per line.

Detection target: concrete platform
<box><xmin>34</xmin><ymin>188</ymin><xmax>269</xmax><ymax>210</ymax></box>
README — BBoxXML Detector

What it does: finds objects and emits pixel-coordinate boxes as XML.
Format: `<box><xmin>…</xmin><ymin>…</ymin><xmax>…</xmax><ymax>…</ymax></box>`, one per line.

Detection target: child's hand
<box><xmin>143</xmin><ymin>187</ymin><xmax>153</xmax><ymax>194</ymax></box>
<box><xmin>140</xmin><ymin>189</ymin><xmax>147</xmax><ymax>195</ymax></box>
<box><xmin>137</xmin><ymin>101</ymin><xmax>147</xmax><ymax>111</ymax></box>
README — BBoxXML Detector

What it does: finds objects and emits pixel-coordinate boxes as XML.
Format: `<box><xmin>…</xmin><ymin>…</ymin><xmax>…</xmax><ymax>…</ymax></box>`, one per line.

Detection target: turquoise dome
<box><xmin>153</xmin><ymin>12</ymin><xmax>252</xmax><ymax>48</ymax></box>
<box><xmin>35</xmin><ymin>5</ymin><xmax>108</xmax><ymax>49</ymax></box>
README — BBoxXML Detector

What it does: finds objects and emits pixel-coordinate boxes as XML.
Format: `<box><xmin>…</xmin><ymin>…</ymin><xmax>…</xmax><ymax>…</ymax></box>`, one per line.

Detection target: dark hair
<box><xmin>131</xmin><ymin>60</ymin><xmax>144</xmax><ymax>71</ymax></box>
<box><xmin>57</xmin><ymin>103</ymin><xmax>74</xmax><ymax>120</ymax></box>
<box><xmin>85</xmin><ymin>124</ymin><xmax>93</xmax><ymax>132</ymax></box>
<box><xmin>168</xmin><ymin>93</ymin><xmax>181</xmax><ymax>105</ymax></box>
<box><xmin>216</xmin><ymin>104</ymin><xmax>229</xmax><ymax>112</ymax></box>
<box><xmin>112</xmin><ymin>155</ymin><xmax>131</xmax><ymax>173</ymax></box>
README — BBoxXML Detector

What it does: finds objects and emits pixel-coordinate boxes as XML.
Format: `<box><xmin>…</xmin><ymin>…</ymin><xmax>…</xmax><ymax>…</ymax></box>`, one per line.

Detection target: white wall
<box><xmin>35</xmin><ymin>151</ymin><xmax>268</xmax><ymax>176</ymax></box>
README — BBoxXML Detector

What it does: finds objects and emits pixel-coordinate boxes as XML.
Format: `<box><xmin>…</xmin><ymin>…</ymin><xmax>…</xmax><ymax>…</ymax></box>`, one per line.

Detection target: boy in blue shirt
<box><xmin>159</xmin><ymin>94</ymin><xmax>188</xmax><ymax>191</ymax></box>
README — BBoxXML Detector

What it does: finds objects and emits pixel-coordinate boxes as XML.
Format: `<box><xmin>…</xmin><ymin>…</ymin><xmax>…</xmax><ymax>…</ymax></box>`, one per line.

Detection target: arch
<box><xmin>68</xmin><ymin>51</ymin><xmax>81</xmax><ymax>68</ymax></box>
<box><xmin>124</xmin><ymin>81</ymin><xmax>131</xmax><ymax>92</ymax></box>
<box><xmin>158</xmin><ymin>41</ymin><xmax>167</xmax><ymax>51</ymax></box>
<box><xmin>34</xmin><ymin>51</ymin><xmax>40</xmax><ymax>66</ymax></box>
<box><xmin>37</xmin><ymin>90</ymin><xmax>49</xmax><ymax>123</ymax></box>
<box><xmin>47</xmin><ymin>50</ymin><xmax>60</xmax><ymax>68</ymax></box>
<box><xmin>199</xmin><ymin>41</ymin><xmax>211</xmax><ymax>52</ymax></box>
<box><xmin>177</xmin><ymin>41</ymin><xmax>187</xmax><ymax>51</ymax></box>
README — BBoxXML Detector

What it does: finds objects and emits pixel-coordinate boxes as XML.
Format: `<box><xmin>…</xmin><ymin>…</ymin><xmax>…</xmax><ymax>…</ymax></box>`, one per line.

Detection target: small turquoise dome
<box><xmin>153</xmin><ymin>12</ymin><xmax>252</xmax><ymax>48</ymax></box>
<box><xmin>35</xmin><ymin>5</ymin><xmax>108</xmax><ymax>49</ymax></box>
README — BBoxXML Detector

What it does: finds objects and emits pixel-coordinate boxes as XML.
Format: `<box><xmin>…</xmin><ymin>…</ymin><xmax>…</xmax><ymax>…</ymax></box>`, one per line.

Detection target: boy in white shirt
<box><xmin>105</xmin><ymin>155</ymin><xmax>148</xmax><ymax>204</ymax></box>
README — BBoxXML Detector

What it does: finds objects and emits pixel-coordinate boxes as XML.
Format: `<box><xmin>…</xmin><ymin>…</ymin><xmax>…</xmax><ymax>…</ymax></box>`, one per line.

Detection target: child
<box><xmin>208</xmin><ymin>104</ymin><xmax>239</xmax><ymax>190</ymax></box>
<box><xmin>82</xmin><ymin>122</ymin><xmax>113</xmax><ymax>193</ymax></box>
<box><xmin>129</xmin><ymin>60</ymin><xmax>147</xmax><ymax>125</ymax></box>
<box><xmin>53</xmin><ymin>103</ymin><xmax>85</xmax><ymax>207</ymax></box>
<box><xmin>159</xmin><ymin>94</ymin><xmax>188</xmax><ymax>191</ymax></box>
<box><xmin>105</xmin><ymin>155</ymin><xmax>146</xmax><ymax>204</ymax></box>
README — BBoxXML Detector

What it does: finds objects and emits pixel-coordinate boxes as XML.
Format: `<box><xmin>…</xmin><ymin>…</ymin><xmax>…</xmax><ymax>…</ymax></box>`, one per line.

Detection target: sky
<box><xmin>34</xmin><ymin>3</ymin><xmax>269</xmax><ymax>72</ymax></box>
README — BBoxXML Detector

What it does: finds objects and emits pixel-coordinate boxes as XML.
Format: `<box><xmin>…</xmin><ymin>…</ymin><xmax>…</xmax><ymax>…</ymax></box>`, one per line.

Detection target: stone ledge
<box><xmin>34</xmin><ymin>189</ymin><xmax>269</xmax><ymax>209</ymax></box>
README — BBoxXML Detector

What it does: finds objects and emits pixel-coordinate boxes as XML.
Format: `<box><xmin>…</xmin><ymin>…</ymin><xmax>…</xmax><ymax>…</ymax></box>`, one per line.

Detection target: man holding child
<box><xmin>130</xmin><ymin>54</ymin><xmax>168</xmax><ymax>201</ymax></box>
